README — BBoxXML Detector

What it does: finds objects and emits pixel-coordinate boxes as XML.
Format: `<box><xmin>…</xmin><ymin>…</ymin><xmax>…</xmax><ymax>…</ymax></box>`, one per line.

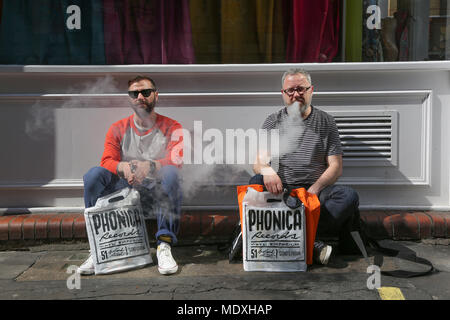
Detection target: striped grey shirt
<box><xmin>262</xmin><ymin>106</ymin><xmax>342</xmax><ymax>186</ymax></box>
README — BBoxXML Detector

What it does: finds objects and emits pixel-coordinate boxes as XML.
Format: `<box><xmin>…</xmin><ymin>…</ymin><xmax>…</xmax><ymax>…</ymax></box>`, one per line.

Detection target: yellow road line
<box><xmin>377</xmin><ymin>287</ymin><xmax>406</xmax><ymax>300</ymax></box>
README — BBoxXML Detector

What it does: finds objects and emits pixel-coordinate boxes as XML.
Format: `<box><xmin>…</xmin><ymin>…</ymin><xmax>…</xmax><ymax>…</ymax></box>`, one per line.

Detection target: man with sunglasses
<box><xmin>251</xmin><ymin>69</ymin><xmax>360</xmax><ymax>265</ymax></box>
<box><xmin>78</xmin><ymin>75</ymin><xmax>183</xmax><ymax>276</ymax></box>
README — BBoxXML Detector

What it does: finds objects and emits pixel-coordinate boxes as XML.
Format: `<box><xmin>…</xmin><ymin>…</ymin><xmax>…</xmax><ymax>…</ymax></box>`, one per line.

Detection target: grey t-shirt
<box><xmin>262</xmin><ymin>106</ymin><xmax>342</xmax><ymax>186</ymax></box>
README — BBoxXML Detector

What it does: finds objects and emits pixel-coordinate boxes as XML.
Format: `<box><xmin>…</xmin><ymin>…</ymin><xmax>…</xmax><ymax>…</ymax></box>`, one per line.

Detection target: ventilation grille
<box><xmin>332</xmin><ymin>112</ymin><xmax>397</xmax><ymax>164</ymax></box>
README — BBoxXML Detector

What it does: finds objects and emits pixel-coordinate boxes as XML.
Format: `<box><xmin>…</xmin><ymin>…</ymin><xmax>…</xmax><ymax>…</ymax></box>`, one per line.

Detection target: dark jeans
<box><xmin>249</xmin><ymin>174</ymin><xmax>360</xmax><ymax>245</ymax></box>
<box><xmin>83</xmin><ymin>165</ymin><xmax>182</xmax><ymax>245</ymax></box>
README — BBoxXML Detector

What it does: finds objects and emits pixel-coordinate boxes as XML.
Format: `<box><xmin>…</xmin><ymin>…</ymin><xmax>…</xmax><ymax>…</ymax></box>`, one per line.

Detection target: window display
<box><xmin>0</xmin><ymin>0</ymin><xmax>448</xmax><ymax>65</ymax></box>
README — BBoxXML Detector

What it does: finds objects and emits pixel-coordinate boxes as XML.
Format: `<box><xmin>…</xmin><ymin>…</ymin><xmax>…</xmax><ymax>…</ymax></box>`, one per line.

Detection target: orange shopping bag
<box><xmin>237</xmin><ymin>185</ymin><xmax>320</xmax><ymax>266</ymax></box>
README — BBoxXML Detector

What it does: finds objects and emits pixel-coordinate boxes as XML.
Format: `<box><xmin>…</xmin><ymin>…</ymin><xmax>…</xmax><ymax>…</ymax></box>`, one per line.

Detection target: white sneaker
<box><xmin>77</xmin><ymin>255</ymin><xmax>95</xmax><ymax>275</ymax></box>
<box><xmin>313</xmin><ymin>241</ymin><xmax>332</xmax><ymax>265</ymax></box>
<box><xmin>157</xmin><ymin>242</ymin><xmax>178</xmax><ymax>275</ymax></box>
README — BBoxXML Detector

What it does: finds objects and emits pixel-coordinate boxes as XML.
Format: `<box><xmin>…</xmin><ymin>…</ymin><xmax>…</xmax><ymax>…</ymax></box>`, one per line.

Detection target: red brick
<box><xmin>34</xmin><ymin>215</ymin><xmax>50</xmax><ymax>240</ymax></box>
<box><xmin>361</xmin><ymin>211</ymin><xmax>396</xmax><ymax>239</ymax></box>
<box><xmin>201</xmin><ymin>212</ymin><xmax>238</xmax><ymax>237</ymax></box>
<box><xmin>381</xmin><ymin>212</ymin><xmax>395</xmax><ymax>238</ymax></box>
<box><xmin>391</xmin><ymin>213</ymin><xmax>420</xmax><ymax>240</ymax></box>
<box><xmin>48</xmin><ymin>215</ymin><xmax>63</xmax><ymax>239</ymax></box>
<box><xmin>214</xmin><ymin>213</ymin><xmax>239</xmax><ymax>235</ymax></box>
<box><xmin>0</xmin><ymin>216</ymin><xmax>15</xmax><ymax>241</ymax></box>
<box><xmin>9</xmin><ymin>215</ymin><xmax>28</xmax><ymax>240</ymax></box>
<box><xmin>427</xmin><ymin>212</ymin><xmax>447</xmax><ymax>238</ymax></box>
<box><xmin>178</xmin><ymin>213</ymin><xmax>200</xmax><ymax>238</ymax></box>
<box><xmin>22</xmin><ymin>216</ymin><xmax>37</xmax><ymax>240</ymax></box>
<box><xmin>201</xmin><ymin>214</ymin><xmax>216</xmax><ymax>236</ymax></box>
<box><xmin>443</xmin><ymin>213</ymin><xmax>450</xmax><ymax>238</ymax></box>
<box><xmin>361</xmin><ymin>211</ymin><xmax>387</xmax><ymax>239</ymax></box>
<box><xmin>414</xmin><ymin>212</ymin><xmax>432</xmax><ymax>239</ymax></box>
<box><xmin>73</xmin><ymin>215</ymin><xmax>87</xmax><ymax>239</ymax></box>
<box><xmin>61</xmin><ymin>214</ymin><xmax>80</xmax><ymax>239</ymax></box>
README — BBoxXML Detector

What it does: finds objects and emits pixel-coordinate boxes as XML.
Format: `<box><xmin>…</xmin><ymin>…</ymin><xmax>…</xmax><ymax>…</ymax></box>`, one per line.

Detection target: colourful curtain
<box><xmin>0</xmin><ymin>0</ymin><xmax>344</xmax><ymax>65</ymax></box>
<box><xmin>286</xmin><ymin>0</ymin><xmax>340</xmax><ymax>63</ymax></box>
<box><xmin>255</xmin><ymin>0</ymin><xmax>285</xmax><ymax>63</ymax></box>
<box><xmin>221</xmin><ymin>0</ymin><xmax>260</xmax><ymax>63</ymax></box>
<box><xmin>103</xmin><ymin>0</ymin><xmax>195</xmax><ymax>64</ymax></box>
<box><xmin>220</xmin><ymin>0</ymin><xmax>285</xmax><ymax>64</ymax></box>
<box><xmin>0</xmin><ymin>0</ymin><xmax>105</xmax><ymax>64</ymax></box>
<box><xmin>189</xmin><ymin>0</ymin><xmax>221</xmax><ymax>64</ymax></box>
<box><xmin>344</xmin><ymin>0</ymin><xmax>362</xmax><ymax>62</ymax></box>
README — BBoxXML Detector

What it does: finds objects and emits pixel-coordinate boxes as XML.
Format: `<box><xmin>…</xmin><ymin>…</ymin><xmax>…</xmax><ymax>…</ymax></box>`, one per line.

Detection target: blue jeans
<box><xmin>83</xmin><ymin>166</ymin><xmax>182</xmax><ymax>245</ymax></box>
<box><xmin>249</xmin><ymin>174</ymin><xmax>359</xmax><ymax>241</ymax></box>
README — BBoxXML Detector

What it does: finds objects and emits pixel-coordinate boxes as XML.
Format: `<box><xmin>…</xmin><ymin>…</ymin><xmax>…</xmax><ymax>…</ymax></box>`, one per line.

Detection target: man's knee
<box><xmin>322</xmin><ymin>185</ymin><xmax>359</xmax><ymax>208</ymax></box>
<box><xmin>339</xmin><ymin>186</ymin><xmax>359</xmax><ymax>209</ymax></box>
<box><xmin>83</xmin><ymin>167</ymin><xmax>110</xmax><ymax>190</ymax></box>
<box><xmin>159</xmin><ymin>165</ymin><xmax>181</xmax><ymax>188</ymax></box>
<box><xmin>319</xmin><ymin>185</ymin><xmax>359</xmax><ymax>229</ymax></box>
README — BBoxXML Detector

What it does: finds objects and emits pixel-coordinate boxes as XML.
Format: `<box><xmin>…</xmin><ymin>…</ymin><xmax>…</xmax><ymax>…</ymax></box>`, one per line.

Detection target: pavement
<box><xmin>1</xmin><ymin>210</ymin><xmax>450</xmax><ymax>310</ymax></box>
<box><xmin>1</xmin><ymin>239</ymin><xmax>450</xmax><ymax>303</ymax></box>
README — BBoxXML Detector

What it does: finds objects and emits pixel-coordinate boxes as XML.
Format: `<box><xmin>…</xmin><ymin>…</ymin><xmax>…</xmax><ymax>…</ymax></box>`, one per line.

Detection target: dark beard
<box><xmin>133</xmin><ymin>100</ymin><xmax>155</xmax><ymax>117</ymax></box>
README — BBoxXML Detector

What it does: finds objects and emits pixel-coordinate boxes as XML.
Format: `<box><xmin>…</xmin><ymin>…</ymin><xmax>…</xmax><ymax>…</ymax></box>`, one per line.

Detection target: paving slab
<box><xmin>0</xmin><ymin>251</ymin><xmax>42</xmax><ymax>280</ymax></box>
<box><xmin>0</xmin><ymin>241</ymin><xmax>449</xmax><ymax>301</ymax></box>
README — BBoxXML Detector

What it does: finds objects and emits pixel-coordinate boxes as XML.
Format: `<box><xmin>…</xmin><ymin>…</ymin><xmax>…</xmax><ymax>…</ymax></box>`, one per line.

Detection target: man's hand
<box><xmin>261</xmin><ymin>167</ymin><xmax>283</xmax><ymax>195</ymax></box>
<box><xmin>129</xmin><ymin>160</ymin><xmax>151</xmax><ymax>185</ymax></box>
<box><xmin>118</xmin><ymin>162</ymin><xmax>135</xmax><ymax>185</ymax></box>
<box><xmin>307</xmin><ymin>155</ymin><xmax>343</xmax><ymax>195</ymax></box>
<box><xmin>128</xmin><ymin>160</ymin><xmax>161</xmax><ymax>186</ymax></box>
<box><xmin>307</xmin><ymin>185</ymin><xmax>320</xmax><ymax>195</ymax></box>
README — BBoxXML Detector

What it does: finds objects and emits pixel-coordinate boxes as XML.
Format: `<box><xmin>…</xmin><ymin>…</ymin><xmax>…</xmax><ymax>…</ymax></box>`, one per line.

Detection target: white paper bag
<box><xmin>84</xmin><ymin>187</ymin><xmax>152</xmax><ymax>275</ymax></box>
<box><xmin>242</xmin><ymin>187</ymin><xmax>307</xmax><ymax>272</ymax></box>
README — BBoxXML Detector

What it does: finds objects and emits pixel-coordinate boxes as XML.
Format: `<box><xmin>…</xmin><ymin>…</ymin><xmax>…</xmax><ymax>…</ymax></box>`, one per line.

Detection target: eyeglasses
<box><xmin>283</xmin><ymin>86</ymin><xmax>312</xmax><ymax>96</ymax></box>
<box><xmin>128</xmin><ymin>89</ymin><xmax>156</xmax><ymax>99</ymax></box>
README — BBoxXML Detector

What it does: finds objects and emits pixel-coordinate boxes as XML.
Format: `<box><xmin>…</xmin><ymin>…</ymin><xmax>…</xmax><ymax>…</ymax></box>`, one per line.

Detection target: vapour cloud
<box><xmin>25</xmin><ymin>76</ymin><xmax>123</xmax><ymax>140</ymax></box>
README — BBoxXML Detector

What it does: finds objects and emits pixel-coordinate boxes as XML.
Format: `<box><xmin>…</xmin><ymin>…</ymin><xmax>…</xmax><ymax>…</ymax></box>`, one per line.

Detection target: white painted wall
<box><xmin>0</xmin><ymin>62</ymin><xmax>449</xmax><ymax>212</ymax></box>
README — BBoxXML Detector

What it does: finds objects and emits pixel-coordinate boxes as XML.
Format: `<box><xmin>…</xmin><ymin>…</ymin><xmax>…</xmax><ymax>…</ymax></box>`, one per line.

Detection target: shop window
<box><xmin>347</xmin><ymin>0</ymin><xmax>450</xmax><ymax>62</ymax></box>
<box><xmin>0</xmin><ymin>0</ymin><xmax>448</xmax><ymax>65</ymax></box>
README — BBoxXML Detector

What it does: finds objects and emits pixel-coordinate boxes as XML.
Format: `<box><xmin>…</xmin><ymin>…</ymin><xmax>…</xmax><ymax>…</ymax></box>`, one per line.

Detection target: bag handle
<box><xmin>257</xmin><ymin>185</ymin><xmax>305</xmax><ymax>209</ymax></box>
<box><xmin>108</xmin><ymin>195</ymin><xmax>125</xmax><ymax>203</ymax></box>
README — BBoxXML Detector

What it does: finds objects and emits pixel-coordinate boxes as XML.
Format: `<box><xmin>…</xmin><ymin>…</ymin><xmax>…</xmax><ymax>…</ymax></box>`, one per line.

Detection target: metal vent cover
<box><xmin>330</xmin><ymin>111</ymin><xmax>398</xmax><ymax>167</ymax></box>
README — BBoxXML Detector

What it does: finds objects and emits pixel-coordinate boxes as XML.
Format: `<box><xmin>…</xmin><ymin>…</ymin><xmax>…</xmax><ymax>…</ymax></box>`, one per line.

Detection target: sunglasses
<box><xmin>128</xmin><ymin>89</ymin><xmax>156</xmax><ymax>99</ymax></box>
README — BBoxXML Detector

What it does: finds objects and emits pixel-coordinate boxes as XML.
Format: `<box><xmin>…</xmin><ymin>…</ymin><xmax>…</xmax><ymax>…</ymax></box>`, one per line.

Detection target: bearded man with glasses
<box><xmin>251</xmin><ymin>69</ymin><xmax>361</xmax><ymax>266</ymax></box>
<box><xmin>78</xmin><ymin>75</ymin><xmax>183</xmax><ymax>276</ymax></box>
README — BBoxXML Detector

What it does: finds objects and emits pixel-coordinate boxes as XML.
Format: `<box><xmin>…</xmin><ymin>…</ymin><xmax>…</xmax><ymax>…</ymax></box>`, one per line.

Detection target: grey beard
<box><xmin>285</xmin><ymin>101</ymin><xmax>308</xmax><ymax>117</ymax></box>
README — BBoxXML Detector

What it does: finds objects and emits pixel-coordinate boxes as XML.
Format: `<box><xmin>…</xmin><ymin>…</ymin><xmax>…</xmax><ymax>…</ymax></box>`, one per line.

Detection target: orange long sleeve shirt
<box><xmin>100</xmin><ymin>113</ymin><xmax>183</xmax><ymax>175</ymax></box>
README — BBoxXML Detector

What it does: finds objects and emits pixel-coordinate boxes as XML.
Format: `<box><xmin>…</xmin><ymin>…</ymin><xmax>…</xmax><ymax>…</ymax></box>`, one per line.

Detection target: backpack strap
<box><xmin>228</xmin><ymin>220</ymin><xmax>243</xmax><ymax>263</ymax></box>
<box><xmin>346</xmin><ymin>209</ymin><xmax>437</xmax><ymax>278</ymax></box>
<box><xmin>366</xmin><ymin>236</ymin><xmax>436</xmax><ymax>278</ymax></box>
<box><xmin>351</xmin><ymin>228</ymin><xmax>437</xmax><ymax>278</ymax></box>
